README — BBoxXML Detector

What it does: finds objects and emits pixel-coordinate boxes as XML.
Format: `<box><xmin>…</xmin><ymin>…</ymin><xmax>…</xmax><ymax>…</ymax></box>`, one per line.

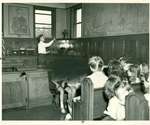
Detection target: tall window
<box><xmin>75</xmin><ymin>8</ymin><xmax>82</xmax><ymax>38</ymax></box>
<box><xmin>35</xmin><ymin>8</ymin><xmax>54</xmax><ymax>38</ymax></box>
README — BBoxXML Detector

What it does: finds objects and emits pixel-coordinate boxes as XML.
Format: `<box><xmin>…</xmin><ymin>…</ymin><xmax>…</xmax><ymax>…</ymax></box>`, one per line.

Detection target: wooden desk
<box><xmin>26</xmin><ymin>69</ymin><xmax>52</xmax><ymax>108</ymax></box>
<box><xmin>2</xmin><ymin>69</ymin><xmax>53</xmax><ymax>109</ymax></box>
<box><xmin>2</xmin><ymin>72</ymin><xmax>27</xmax><ymax>109</ymax></box>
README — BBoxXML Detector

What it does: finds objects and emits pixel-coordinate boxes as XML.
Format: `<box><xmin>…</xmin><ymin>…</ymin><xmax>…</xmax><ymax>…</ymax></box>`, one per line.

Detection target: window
<box><xmin>75</xmin><ymin>7</ymin><xmax>82</xmax><ymax>38</ymax></box>
<box><xmin>34</xmin><ymin>8</ymin><xmax>55</xmax><ymax>38</ymax></box>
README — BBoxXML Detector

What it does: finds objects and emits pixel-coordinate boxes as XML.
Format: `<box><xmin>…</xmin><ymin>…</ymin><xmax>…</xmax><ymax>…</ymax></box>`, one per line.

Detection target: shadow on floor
<box><xmin>2</xmin><ymin>104</ymin><xmax>66</xmax><ymax>120</ymax></box>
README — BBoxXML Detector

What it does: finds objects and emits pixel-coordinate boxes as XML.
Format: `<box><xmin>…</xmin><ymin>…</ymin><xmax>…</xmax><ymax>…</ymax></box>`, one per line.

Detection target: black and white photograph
<box><xmin>1</xmin><ymin>1</ymin><xmax>150</xmax><ymax>123</ymax></box>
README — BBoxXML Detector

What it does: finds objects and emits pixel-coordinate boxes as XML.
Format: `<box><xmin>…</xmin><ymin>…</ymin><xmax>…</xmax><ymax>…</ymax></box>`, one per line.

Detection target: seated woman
<box><xmin>103</xmin><ymin>75</ymin><xmax>133</xmax><ymax>120</ymax></box>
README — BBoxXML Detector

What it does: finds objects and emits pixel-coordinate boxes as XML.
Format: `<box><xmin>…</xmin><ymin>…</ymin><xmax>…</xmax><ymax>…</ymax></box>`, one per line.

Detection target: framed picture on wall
<box><xmin>3</xmin><ymin>3</ymin><xmax>33</xmax><ymax>38</ymax></box>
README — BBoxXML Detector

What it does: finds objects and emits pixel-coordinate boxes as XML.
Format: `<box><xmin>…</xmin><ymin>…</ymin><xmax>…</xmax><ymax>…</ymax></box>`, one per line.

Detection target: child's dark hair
<box><xmin>128</xmin><ymin>64</ymin><xmax>140</xmax><ymax>77</ymax></box>
<box><xmin>104</xmin><ymin>75</ymin><xmax>122</xmax><ymax>99</ymax></box>
<box><xmin>108</xmin><ymin>59</ymin><xmax>124</xmax><ymax>79</ymax></box>
<box><xmin>37</xmin><ymin>34</ymin><xmax>44</xmax><ymax>43</ymax></box>
<box><xmin>119</xmin><ymin>56</ymin><xmax>127</xmax><ymax>62</ymax></box>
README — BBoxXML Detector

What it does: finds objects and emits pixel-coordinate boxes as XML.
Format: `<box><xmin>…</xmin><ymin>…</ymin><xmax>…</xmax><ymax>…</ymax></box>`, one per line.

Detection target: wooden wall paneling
<box><xmin>136</xmin><ymin>39</ymin><xmax>140</xmax><ymax>63</ymax></box>
<box><xmin>145</xmin><ymin>39</ymin><xmax>149</xmax><ymax>63</ymax></box>
<box><xmin>113</xmin><ymin>38</ymin><xmax>124</xmax><ymax>59</ymax></box>
<box><xmin>122</xmin><ymin>39</ymin><xmax>126</xmax><ymax>56</ymax></box>
<box><xmin>86</xmin><ymin>40</ymin><xmax>90</xmax><ymax>57</ymax></box>
<box><xmin>137</xmin><ymin>39</ymin><xmax>148</xmax><ymax>63</ymax></box>
<box><xmin>70</xmin><ymin>34</ymin><xmax>148</xmax><ymax>64</ymax></box>
<box><xmin>97</xmin><ymin>39</ymin><xmax>103</xmax><ymax>58</ymax></box>
<box><xmin>90</xmin><ymin>39</ymin><xmax>94</xmax><ymax>55</ymax></box>
<box><xmin>93</xmin><ymin>40</ymin><xmax>97</xmax><ymax>55</ymax></box>
<box><xmin>124</xmin><ymin>39</ymin><xmax>137</xmax><ymax>63</ymax></box>
<box><xmin>80</xmin><ymin>40</ymin><xmax>84</xmax><ymax>56</ymax></box>
<box><xmin>103</xmin><ymin>38</ymin><xmax>113</xmax><ymax>63</ymax></box>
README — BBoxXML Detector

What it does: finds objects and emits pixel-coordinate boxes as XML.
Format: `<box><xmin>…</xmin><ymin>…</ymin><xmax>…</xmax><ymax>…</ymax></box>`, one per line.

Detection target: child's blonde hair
<box><xmin>88</xmin><ymin>56</ymin><xmax>104</xmax><ymax>71</ymax></box>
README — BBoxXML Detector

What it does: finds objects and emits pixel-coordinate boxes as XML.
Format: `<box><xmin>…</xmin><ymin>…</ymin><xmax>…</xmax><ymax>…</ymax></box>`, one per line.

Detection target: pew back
<box><xmin>125</xmin><ymin>91</ymin><xmax>149</xmax><ymax>120</ymax></box>
<box><xmin>72</xmin><ymin>78</ymin><xmax>107</xmax><ymax>120</ymax></box>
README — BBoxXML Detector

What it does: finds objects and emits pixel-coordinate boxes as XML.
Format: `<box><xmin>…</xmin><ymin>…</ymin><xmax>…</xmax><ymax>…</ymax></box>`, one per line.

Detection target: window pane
<box><xmin>35</xmin><ymin>14</ymin><xmax>51</xmax><ymax>24</ymax></box>
<box><xmin>35</xmin><ymin>10</ymin><xmax>51</xmax><ymax>15</ymax></box>
<box><xmin>76</xmin><ymin>23</ymin><xmax>81</xmax><ymax>38</ymax></box>
<box><xmin>35</xmin><ymin>28</ymin><xmax>52</xmax><ymax>38</ymax></box>
<box><xmin>35</xmin><ymin>24</ymin><xmax>51</xmax><ymax>28</ymax></box>
<box><xmin>76</xmin><ymin>9</ymin><xmax>82</xmax><ymax>23</ymax></box>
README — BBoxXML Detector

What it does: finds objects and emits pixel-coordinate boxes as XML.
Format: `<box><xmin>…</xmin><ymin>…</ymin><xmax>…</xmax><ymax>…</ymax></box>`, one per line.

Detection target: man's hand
<box><xmin>73</xmin><ymin>96</ymin><xmax>81</xmax><ymax>102</ymax></box>
<box><xmin>53</xmin><ymin>37</ymin><xmax>56</xmax><ymax>41</ymax></box>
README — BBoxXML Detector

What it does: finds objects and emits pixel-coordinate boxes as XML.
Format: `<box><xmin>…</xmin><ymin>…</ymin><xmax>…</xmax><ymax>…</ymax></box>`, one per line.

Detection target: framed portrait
<box><xmin>3</xmin><ymin>3</ymin><xmax>33</xmax><ymax>38</ymax></box>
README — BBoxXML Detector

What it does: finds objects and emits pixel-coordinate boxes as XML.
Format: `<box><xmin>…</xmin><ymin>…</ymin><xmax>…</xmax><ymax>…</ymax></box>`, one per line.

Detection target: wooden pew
<box><xmin>72</xmin><ymin>81</ymin><xmax>149</xmax><ymax>120</ymax></box>
<box><xmin>125</xmin><ymin>91</ymin><xmax>149</xmax><ymax>120</ymax></box>
<box><xmin>72</xmin><ymin>78</ymin><xmax>107</xmax><ymax>120</ymax></box>
<box><xmin>125</xmin><ymin>83</ymin><xmax>149</xmax><ymax>120</ymax></box>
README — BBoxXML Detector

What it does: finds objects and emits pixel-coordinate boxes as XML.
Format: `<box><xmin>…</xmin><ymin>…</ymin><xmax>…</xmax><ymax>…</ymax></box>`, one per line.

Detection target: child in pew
<box><xmin>86</xmin><ymin>56</ymin><xmax>108</xmax><ymax>89</ymax></box>
<box><xmin>139</xmin><ymin>63</ymin><xmax>150</xmax><ymax>108</ymax></box>
<box><xmin>64</xmin><ymin>74</ymin><xmax>86</xmax><ymax>120</ymax></box>
<box><xmin>140</xmin><ymin>63</ymin><xmax>149</xmax><ymax>89</ymax></box>
<box><xmin>73</xmin><ymin>56</ymin><xmax>108</xmax><ymax>102</ymax></box>
<box><xmin>71</xmin><ymin>56</ymin><xmax>108</xmax><ymax>119</ymax></box>
<box><xmin>64</xmin><ymin>82</ymin><xmax>81</xmax><ymax>120</ymax></box>
<box><xmin>108</xmin><ymin>59</ymin><xmax>124</xmax><ymax>77</ymax></box>
<box><xmin>127</xmin><ymin>64</ymin><xmax>141</xmax><ymax>85</ymax></box>
<box><xmin>119</xmin><ymin>56</ymin><xmax>132</xmax><ymax>72</ymax></box>
<box><xmin>65</xmin><ymin>56</ymin><xmax>108</xmax><ymax>120</ymax></box>
<box><xmin>51</xmin><ymin>80</ymin><xmax>68</xmax><ymax>114</ymax></box>
<box><xmin>103</xmin><ymin>75</ymin><xmax>133</xmax><ymax>120</ymax></box>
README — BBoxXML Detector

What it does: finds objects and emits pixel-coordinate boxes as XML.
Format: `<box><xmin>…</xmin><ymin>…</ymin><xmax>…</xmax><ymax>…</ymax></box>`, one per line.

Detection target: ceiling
<box><xmin>26</xmin><ymin>3</ymin><xmax>79</xmax><ymax>8</ymax></box>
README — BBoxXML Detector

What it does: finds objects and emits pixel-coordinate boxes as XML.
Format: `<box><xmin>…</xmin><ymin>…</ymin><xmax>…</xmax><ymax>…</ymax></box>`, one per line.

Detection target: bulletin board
<box><xmin>3</xmin><ymin>3</ymin><xmax>34</xmax><ymax>38</ymax></box>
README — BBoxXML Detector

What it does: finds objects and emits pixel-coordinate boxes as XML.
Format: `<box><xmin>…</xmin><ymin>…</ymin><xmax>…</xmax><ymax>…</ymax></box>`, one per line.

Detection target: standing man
<box><xmin>37</xmin><ymin>34</ymin><xmax>56</xmax><ymax>67</ymax></box>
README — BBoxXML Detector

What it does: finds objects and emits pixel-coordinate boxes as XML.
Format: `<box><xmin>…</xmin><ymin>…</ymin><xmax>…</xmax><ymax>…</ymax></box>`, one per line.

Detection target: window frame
<box><xmin>34</xmin><ymin>6</ymin><xmax>56</xmax><ymax>39</ymax></box>
<box><xmin>75</xmin><ymin>8</ymin><xmax>82</xmax><ymax>38</ymax></box>
<box><xmin>71</xmin><ymin>4</ymin><xmax>82</xmax><ymax>38</ymax></box>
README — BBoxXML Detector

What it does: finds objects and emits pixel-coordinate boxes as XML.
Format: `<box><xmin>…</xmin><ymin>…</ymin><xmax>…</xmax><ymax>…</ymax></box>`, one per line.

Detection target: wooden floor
<box><xmin>2</xmin><ymin>104</ymin><xmax>66</xmax><ymax>120</ymax></box>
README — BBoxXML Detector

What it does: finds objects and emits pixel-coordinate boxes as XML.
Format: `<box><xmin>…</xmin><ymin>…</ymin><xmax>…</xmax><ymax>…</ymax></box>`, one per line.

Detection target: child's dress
<box><xmin>104</xmin><ymin>96</ymin><xmax>125</xmax><ymax>120</ymax></box>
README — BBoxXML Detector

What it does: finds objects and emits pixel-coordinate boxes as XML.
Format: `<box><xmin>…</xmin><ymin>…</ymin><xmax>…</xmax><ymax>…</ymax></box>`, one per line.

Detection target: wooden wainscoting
<box><xmin>71</xmin><ymin>33</ymin><xmax>149</xmax><ymax>64</ymax></box>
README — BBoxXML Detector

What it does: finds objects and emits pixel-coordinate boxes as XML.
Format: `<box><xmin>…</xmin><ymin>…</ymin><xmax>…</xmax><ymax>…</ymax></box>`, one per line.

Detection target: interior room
<box><xmin>2</xmin><ymin>2</ymin><xmax>149</xmax><ymax>120</ymax></box>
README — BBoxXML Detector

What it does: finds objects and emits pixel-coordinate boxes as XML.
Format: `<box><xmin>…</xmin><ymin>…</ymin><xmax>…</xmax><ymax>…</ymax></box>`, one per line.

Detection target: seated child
<box><xmin>108</xmin><ymin>59</ymin><xmax>124</xmax><ymax>77</ymax></box>
<box><xmin>103</xmin><ymin>75</ymin><xmax>133</xmax><ymax>120</ymax></box>
<box><xmin>64</xmin><ymin>82</ymin><xmax>81</xmax><ymax>120</ymax></box>
<box><xmin>139</xmin><ymin>63</ymin><xmax>150</xmax><ymax>108</ymax></box>
<box><xmin>127</xmin><ymin>64</ymin><xmax>141</xmax><ymax>85</ymax></box>
<box><xmin>64</xmin><ymin>74</ymin><xmax>87</xmax><ymax>120</ymax></box>
<box><xmin>65</xmin><ymin>56</ymin><xmax>108</xmax><ymax>120</ymax></box>
<box><xmin>52</xmin><ymin>80</ymin><xmax>68</xmax><ymax>114</ymax></box>
<box><xmin>140</xmin><ymin>63</ymin><xmax>150</xmax><ymax>89</ymax></box>
<box><xmin>119</xmin><ymin>56</ymin><xmax>132</xmax><ymax>71</ymax></box>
